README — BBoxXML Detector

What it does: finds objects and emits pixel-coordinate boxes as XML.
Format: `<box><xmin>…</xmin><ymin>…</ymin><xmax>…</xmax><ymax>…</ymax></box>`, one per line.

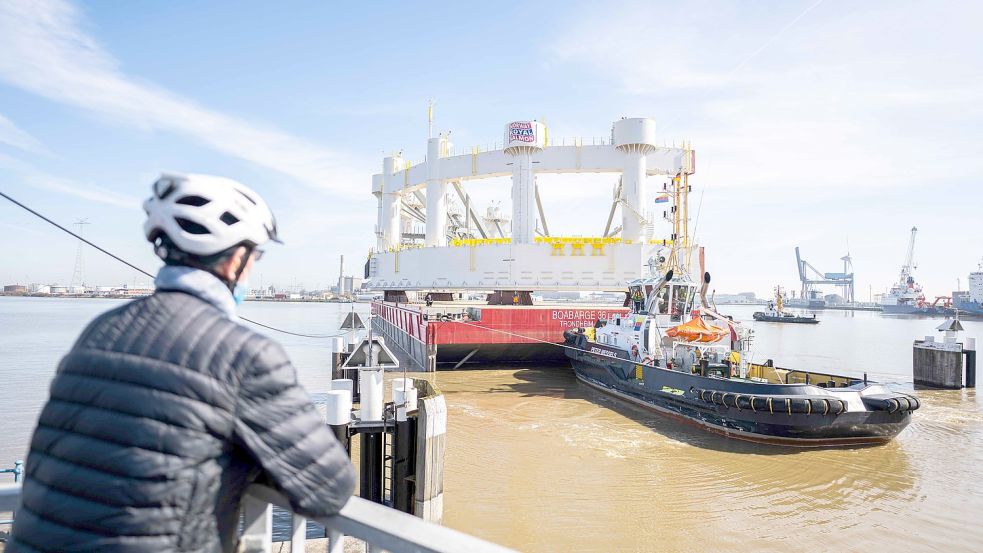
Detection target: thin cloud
<box><xmin>0</xmin><ymin>0</ymin><xmax>362</xmax><ymax>194</ymax></box>
<box><xmin>549</xmin><ymin>1</ymin><xmax>983</xmax><ymax>190</ymax></box>
<box><xmin>26</xmin><ymin>175</ymin><xmax>141</xmax><ymax>209</ymax></box>
<box><xmin>0</xmin><ymin>151</ymin><xmax>141</xmax><ymax>209</ymax></box>
<box><xmin>0</xmin><ymin>113</ymin><xmax>48</xmax><ymax>155</ymax></box>
<box><xmin>545</xmin><ymin>0</ymin><xmax>983</xmax><ymax>295</ymax></box>
<box><xmin>0</xmin><ymin>221</ymin><xmax>49</xmax><ymax>236</ymax></box>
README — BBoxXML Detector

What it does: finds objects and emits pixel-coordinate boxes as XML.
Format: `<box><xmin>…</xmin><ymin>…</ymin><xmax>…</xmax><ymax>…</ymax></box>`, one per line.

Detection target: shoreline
<box><xmin>0</xmin><ymin>294</ymin><xmax>362</xmax><ymax>304</ymax></box>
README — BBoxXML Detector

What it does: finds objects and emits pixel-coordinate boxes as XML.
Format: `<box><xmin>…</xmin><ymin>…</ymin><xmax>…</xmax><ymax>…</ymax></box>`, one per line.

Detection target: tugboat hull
<box><xmin>752</xmin><ymin>312</ymin><xmax>819</xmax><ymax>324</ymax></box>
<box><xmin>565</xmin><ymin>341</ymin><xmax>915</xmax><ymax>447</ymax></box>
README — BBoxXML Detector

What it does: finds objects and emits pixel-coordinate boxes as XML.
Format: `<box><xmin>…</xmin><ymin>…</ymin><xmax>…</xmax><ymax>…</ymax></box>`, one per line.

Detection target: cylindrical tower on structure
<box><xmin>425</xmin><ymin>137</ymin><xmax>449</xmax><ymax>247</ymax></box>
<box><xmin>381</xmin><ymin>155</ymin><xmax>403</xmax><ymax>250</ymax></box>
<box><xmin>612</xmin><ymin>118</ymin><xmax>657</xmax><ymax>244</ymax></box>
<box><xmin>504</xmin><ymin>121</ymin><xmax>546</xmax><ymax>244</ymax></box>
<box><xmin>371</xmin><ymin>173</ymin><xmax>384</xmax><ymax>251</ymax></box>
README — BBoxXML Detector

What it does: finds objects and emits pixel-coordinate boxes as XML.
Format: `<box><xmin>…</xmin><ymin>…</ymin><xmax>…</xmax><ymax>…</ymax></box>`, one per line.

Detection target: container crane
<box><xmin>795</xmin><ymin>246</ymin><xmax>855</xmax><ymax>304</ymax></box>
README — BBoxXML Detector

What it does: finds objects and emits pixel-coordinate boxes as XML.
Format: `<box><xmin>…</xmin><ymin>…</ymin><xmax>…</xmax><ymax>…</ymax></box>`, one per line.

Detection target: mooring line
<box><xmin>0</xmin><ymin>189</ymin><xmax>343</xmax><ymax>339</ymax></box>
<box><xmin>442</xmin><ymin>318</ymin><xmax>597</xmax><ymax>355</ymax></box>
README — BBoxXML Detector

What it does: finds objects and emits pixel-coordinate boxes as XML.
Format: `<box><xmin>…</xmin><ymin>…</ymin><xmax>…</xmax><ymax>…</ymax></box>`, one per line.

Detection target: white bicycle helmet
<box><xmin>143</xmin><ymin>173</ymin><xmax>281</xmax><ymax>257</ymax></box>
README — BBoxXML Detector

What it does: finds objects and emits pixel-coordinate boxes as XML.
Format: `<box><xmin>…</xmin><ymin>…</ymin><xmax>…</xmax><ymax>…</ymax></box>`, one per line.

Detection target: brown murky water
<box><xmin>2</xmin><ymin>299</ymin><xmax>981</xmax><ymax>551</ymax></box>
<box><xmin>427</xmin><ymin>369</ymin><xmax>981</xmax><ymax>552</ymax></box>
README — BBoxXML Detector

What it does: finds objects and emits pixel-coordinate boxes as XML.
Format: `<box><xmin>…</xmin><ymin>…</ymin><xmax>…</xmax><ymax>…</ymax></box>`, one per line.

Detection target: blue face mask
<box><xmin>232</xmin><ymin>279</ymin><xmax>249</xmax><ymax>305</ymax></box>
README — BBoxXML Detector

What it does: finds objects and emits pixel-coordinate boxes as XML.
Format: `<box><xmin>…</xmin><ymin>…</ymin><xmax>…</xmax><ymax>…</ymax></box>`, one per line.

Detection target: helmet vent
<box><xmin>175</xmin><ymin>195</ymin><xmax>210</xmax><ymax>207</ymax></box>
<box><xmin>236</xmin><ymin>189</ymin><xmax>257</xmax><ymax>205</ymax></box>
<box><xmin>154</xmin><ymin>178</ymin><xmax>177</xmax><ymax>199</ymax></box>
<box><xmin>174</xmin><ymin>217</ymin><xmax>210</xmax><ymax>235</ymax></box>
<box><xmin>220</xmin><ymin>211</ymin><xmax>240</xmax><ymax>226</ymax></box>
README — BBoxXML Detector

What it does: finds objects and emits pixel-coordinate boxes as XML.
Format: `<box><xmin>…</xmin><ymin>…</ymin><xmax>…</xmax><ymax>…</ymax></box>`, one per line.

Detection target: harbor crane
<box><xmin>895</xmin><ymin>226</ymin><xmax>918</xmax><ymax>289</ymax></box>
<box><xmin>795</xmin><ymin>246</ymin><xmax>855</xmax><ymax>304</ymax></box>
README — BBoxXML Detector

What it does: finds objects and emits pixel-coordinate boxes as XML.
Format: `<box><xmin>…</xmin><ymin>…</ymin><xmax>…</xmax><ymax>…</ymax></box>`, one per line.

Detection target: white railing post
<box><xmin>326</xmin><ymin>528</ymin><xmax>344</xmax><ymax>553</ymax></box>
<box><xmin>240</xmin><ymin>494</ymin><xmax>272</xmax><ymax>553</ymax></box>
<box><xmin>290</xmin><ymin>514</ymin><xmax>306</xmax><ymax>553</ymax></box>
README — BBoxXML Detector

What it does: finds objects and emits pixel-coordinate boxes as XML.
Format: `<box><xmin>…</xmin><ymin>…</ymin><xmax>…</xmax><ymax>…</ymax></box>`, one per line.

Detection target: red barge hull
<box><xmin>371</xmin><ymin>301</ymin><xmax>628</xmax><ymax>367</ymax></box>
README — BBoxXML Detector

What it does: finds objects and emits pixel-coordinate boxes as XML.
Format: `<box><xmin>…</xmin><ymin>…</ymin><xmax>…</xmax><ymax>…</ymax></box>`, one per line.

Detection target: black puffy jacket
<box><xmin>8</xmin><ymin>290</ymin><xmax>356</xmax><ymax>552</ymax></box>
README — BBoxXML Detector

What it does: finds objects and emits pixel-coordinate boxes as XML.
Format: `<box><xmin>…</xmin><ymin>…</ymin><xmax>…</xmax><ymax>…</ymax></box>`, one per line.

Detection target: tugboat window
<box><xmin>671</xmin><ymin>286</ymin><xmax>692</xmax><ymax>322</ymax></box>
<box><xmin>656</xmin><ymin>287</ymin><xmax>670</xmax><ymax>314</ymax></box>
<box><xmin>642</xmin><ymin>321</ymin><xmax>651</xmax><ymax>354</ymax></box>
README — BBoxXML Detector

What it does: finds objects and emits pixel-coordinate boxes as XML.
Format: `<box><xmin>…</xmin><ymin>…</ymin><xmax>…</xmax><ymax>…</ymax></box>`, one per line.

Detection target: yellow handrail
<box><xmin>442</xmin><ymin>236</ymin><xmax>673</xmax><ymax>248</ymax></box>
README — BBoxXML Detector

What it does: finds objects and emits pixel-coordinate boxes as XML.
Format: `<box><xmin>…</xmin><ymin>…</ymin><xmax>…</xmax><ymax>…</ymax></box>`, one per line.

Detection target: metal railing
<box><xmin>0</xmin><ymin>483</ymin><xmax>515</xmax><ymax>553</ymax></box>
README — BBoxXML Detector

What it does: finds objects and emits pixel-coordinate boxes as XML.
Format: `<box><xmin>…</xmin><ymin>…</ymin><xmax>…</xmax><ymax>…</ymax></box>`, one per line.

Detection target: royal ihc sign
<box><xmin>508</xmin><ymin>121</ymin><xmax>535</xmax><ymax>143</ymax></box>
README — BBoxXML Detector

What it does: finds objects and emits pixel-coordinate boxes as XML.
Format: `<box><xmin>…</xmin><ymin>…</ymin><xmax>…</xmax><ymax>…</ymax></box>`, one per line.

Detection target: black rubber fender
<box><xmin>574</xmin><ymin>333</ymin><xmax>589</xmax><ymax>350</ymax></box>
<box><xmin>750</xmin><ymin>396</ymin><xmax>769</xmax><ymax>413</ymax></box>
<box><xmin>694</xmin><ymin>389</ymin><xmax>848</xmax><ymax>416</ymax></box>
<box><xmin>862</xmin><ymin>393</ymin><xmax>920</xmax><ymax>413</ymax></box>
<box><xmin>789</xmin><ymin>397</ymin><xmax>811</xmax><ymax>414</ymax></box>
<box><xmin>736</xmin><ymin>395</ymin><xmax>753</xmax><ymax>411</ymax></box>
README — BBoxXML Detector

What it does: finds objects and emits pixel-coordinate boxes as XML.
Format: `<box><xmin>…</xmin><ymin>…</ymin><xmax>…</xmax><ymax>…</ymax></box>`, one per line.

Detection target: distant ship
<box><xmin>784</xmin><ymin>290</ymin><xmax>825</xmax><ymax>309</ymax></box>
<box><xmin>880</xmin><ymin>276</ymin><xmax>932</xmax><ymax>314</ymax></box>
<box><xmin>953</xmin><ymin>260</ymin><xmax>983</xmax><ymax>316</ymax></box>
<box><xmin>753</xmin><ymin>286</ymin><xmax>819</xmax><ymax>324</ymax></box>
<box><xmin>879</xmin><ymin>227</ymin><xmax>949</xmax><ymax>315</ymax></box>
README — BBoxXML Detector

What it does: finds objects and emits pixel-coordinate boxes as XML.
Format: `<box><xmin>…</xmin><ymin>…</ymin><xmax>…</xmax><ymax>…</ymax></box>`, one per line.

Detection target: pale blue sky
<box><xmin>0</xmin><ymin>0</ymin><xmax>980</xmax><ymax>296</ymax></box>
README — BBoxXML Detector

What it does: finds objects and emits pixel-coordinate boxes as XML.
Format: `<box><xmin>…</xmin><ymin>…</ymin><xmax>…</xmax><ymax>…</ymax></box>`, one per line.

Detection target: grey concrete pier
<box><xmin>913</xmin><ymin>320</ymin><xmax>976</xmax><ymax>389</ymax></box>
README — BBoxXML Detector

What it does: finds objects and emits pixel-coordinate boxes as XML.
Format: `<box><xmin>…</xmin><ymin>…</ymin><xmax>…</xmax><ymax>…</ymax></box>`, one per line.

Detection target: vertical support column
<box><xmin>966</xmin><ymin>337</ymin><xmax>977</xmax><ymax>388</ymax></box>
<box><xmin>290</xmin><ymin>515</ymin><xmax>306</xmax><ymax>553</ymax></box>
<box><xmin>391</xmin><ymin>378</ymin><xmax>418</xmax><ymax>514</ymax></box>
<box><xmin>326</xmin><ymin>529</ymin><xmax>344</xmax><ymax>553</ymax></box>
<box><xmin>510</xmin><ymin>152</ymin><xmax>537</xmax><ymax>243</ymax></box>
<box><xmin>240</xmin><ymin>495</ymin><xmax>272</xmax><ymax>553</ymax></box>
<box><xmin>425</xmin><ymin>137</ymin><xmax>448</xmax><ymax>247</ymax></box>
<box><xmin>414</xmin><ymin>390</ymin><xmax>447</xmax><ymax>523</ymax></box>
<box><xmin>381</xmin><ymin>156</ymin><xmax>403</xmax><ymax>250</ymax></box>
<box><xmin>612</xmin><ymin>118</ymin><xmax>657</xmax><ymax>245</ymax></box>
<box><xmin>504</xmin><ymin>121</ymin><xmax>545</xmax><ymax>244</ymax></box>
<box><xmin>620</xmin><ymin>152</ymin><xmax>647</xmax><ymax>244</ymax></box>
<box><xmin>360</xmin><ymin>432</ymin><xmax>384</xmax><ymax>503</ymax></box>
<box><xmin>358</xmin><ymin>367</ymin><xmax>384</xmax><ymax>504</ymax></box>
<box><xmin>372</xmin><ymin>174</ymin><xmax>384</xmax><ymax>251</ymax></box>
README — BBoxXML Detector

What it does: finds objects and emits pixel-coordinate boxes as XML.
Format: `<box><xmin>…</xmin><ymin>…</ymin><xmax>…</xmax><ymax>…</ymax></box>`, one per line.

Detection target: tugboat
<box><xmin>753</xmin><ymin>286</ymin><xmax>819</xmax><ymax>324</ymax></box>
<box><xmin>564</xmin><ymin>263</ymin><xmax>919</xmax><ymax>447</ymax></box>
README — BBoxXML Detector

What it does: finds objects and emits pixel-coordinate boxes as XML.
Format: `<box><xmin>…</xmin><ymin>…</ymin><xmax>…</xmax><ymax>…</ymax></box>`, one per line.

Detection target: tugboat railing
<box><xmin>0</xmin><ymin>483</ymin><xmax>516</xmax><ymax>553</ymax></box>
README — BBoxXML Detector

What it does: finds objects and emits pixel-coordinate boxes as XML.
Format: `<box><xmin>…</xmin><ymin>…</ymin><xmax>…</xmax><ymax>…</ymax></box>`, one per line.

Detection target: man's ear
<box><xmin>218</xmin><ymin>246</ymin><xmax>247</xmax><ymax>281</ymax></box>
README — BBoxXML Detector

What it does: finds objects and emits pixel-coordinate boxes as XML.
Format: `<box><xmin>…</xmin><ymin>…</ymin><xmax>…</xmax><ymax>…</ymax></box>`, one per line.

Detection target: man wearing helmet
<box><xmin>8</xmin><ymin>174</ymin><xmax>356</xmax><ymax>552</ymax></box>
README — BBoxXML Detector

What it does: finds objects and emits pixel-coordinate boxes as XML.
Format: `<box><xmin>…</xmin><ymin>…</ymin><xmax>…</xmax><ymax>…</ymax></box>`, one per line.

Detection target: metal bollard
<box><xmin>331</xmin><ymin>337</ymin><xmax>346</xmax><ymax>380</ymax></box>
<box><xmin>966</xmin><ymin>337</ymin><xmax>977</xmax><ymax>388</ymax></box>
<box><xmin>325</xmin><ymin>389</ymin><xmax>352</xmax><ymax>455</ymax></box>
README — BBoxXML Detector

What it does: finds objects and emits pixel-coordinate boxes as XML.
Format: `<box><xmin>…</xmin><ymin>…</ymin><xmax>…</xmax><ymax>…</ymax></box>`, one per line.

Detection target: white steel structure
<box><xmin>369</xmin><ymin>117</ymin><xmax>695</xmax><ymax>292</ymax></box>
